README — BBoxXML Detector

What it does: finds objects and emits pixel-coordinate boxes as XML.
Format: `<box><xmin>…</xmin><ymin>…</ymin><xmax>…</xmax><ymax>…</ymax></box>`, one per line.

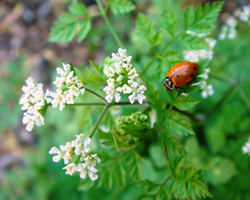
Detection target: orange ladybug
<box><xmin>164</xmin><ymin>61</ymin><xmax>199</xmax><ymax>93</ymax></box>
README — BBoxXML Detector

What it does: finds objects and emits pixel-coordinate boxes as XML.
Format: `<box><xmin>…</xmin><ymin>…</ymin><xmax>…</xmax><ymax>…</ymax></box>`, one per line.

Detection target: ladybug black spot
<box><xmin>194</xmin><ymin>67</ymin><xmax>196</xmax><ymax>70</ymax></box>
<box><xmin>184</xmin><ymin>82</ymin><xmax>186</xmax><ymax>84</ymax></box>
<box><xmin>176</xmin><ymin>75</ymin><xmax>179</xmax><ymax>78</ymax></box>
<box><xmin>190</xmin><ymin>74</ymin><xmax>194</xmax><ymax>77</ymax></box>
<box><xmin>177</xmin><ymin>83</ymin><xmax>179</xmax><ymax>85</ymax></box>
<box><xmin>186</xmin><ymin>71</ymin><xmax>188</xmax><ymax>73</ymax></box>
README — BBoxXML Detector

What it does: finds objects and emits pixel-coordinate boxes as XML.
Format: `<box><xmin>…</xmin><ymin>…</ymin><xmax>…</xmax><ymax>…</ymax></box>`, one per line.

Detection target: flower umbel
<box><xmin>45</xmin><ymin>63</ymin><xmax>85</xmax><ymax>111</ymax></box>
<box><xmin>49</xmin><ymin>133</ymin><xmax>100</xmax><ymax>181</ymax></box>
<box><xmin>103</xmin><ymin>48</ymin><xmax>147</xmax><ymax>104</ymax></box>
<box><xmin>19</xmin><ymin>77</ymin><xmax>46</xmax><ymax>131</ymax></box>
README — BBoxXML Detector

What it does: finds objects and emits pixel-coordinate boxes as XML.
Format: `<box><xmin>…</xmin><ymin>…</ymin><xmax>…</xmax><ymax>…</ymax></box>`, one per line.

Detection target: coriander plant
<box><xmin>19</xmin><ymin>0</ymin><xmax>248</xmax><ymax>199</ymax></box>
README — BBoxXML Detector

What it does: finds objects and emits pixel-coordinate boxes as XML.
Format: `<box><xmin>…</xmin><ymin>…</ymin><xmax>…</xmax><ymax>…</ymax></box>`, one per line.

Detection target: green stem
<box><xmin>112</xmin><ymin>101</ymin><xmax>148</xmax><ymax>106</ymax></box>
<box><xmin>74</xmin><ymin>155</ymin><xmax>81</xmax><ymax>164</ymax></box>
<box><xmin>84</xmin><ymin>87</ymin><xmax>107</xmax><ymax>103</ymax></box>
<box><xmin>155</xmin><ymin>176</ymin><xmax>171</xmax><ymax>199</ymax></box>
<box><xmin>140</xmin><ymin>40</ymin><xmax>174</xmax><ymax>77</ymax></box>
<box><xmin>89</xmin><ymin>105</ymin><xmax>110</xmax><ymax>138</ymax></box>
<box><xmin>163</xmin><ymin>141</ymin><xmax>169</xmax><ymax>163</ymax></box>
<box><xmin>95</xmin><ymin>0</ymin><xmax>124</xmax><ymax>48</ymax></box>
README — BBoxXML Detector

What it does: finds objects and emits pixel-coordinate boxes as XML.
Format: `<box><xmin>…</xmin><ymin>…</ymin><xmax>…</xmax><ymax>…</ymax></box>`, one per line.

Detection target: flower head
<box><xmin>19</xmin><ymin>77</ymin><xmax>46</xmax><ymax>131</ymax></box>
<box><xmin>49</xmin><ymin>133</ymin><xmax>100</xmax><ymax>181</ymax></box>
<box><xmin>103</xmin><ymin>48</ymin><xmax>147</xmax><ymax>104</ymax></box>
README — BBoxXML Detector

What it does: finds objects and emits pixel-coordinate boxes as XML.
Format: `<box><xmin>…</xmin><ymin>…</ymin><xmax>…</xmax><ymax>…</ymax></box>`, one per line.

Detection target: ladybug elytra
<box><xmin>164</xmin><ymin>61</ymin><xmax>199</xmax><ymax>93</ymax></box>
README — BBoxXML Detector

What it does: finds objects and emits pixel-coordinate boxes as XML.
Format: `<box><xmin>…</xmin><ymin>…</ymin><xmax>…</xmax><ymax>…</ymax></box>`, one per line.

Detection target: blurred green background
<box><xmin>0</xmin><ymin>0</ymin><xmax>250</xmax><ymax>199</ymax></box>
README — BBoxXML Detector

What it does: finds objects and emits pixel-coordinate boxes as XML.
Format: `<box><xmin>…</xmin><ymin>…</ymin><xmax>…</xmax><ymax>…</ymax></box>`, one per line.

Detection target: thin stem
<box><xmin>236</xmin><ymin>85</ymin><xmax>250</xmax><ymax>111</ymax></box>
<box><xmin>84</xmin><ymin>87</ymin><xmax>107</xmax><ymax>103</ymax></box>
<box><xmin>140</xmin><ymin>40</ymin><xmax>174</xmax><ymax>77</ymax></box>
<box><xmin>155</xmin><ymin>176</ymin><xmax>171</xmax><ymax>199</ymax></box>
<box><xmin>89</xmin><ymin>105</ymin><xmax>110</xmax><ymax>138</ymax></box>
<box><xmin>74</xmin><ymin>155</ymin><xmax>81</xmax><ymax>164</ymax></box>
<box><xmin>95</xmin><ymin>0</ymin><xmax>124</xmax><ymax>48</ymax></box>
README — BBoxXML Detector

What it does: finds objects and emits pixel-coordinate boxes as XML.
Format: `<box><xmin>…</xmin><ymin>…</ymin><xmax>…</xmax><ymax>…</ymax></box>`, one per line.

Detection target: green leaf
<box><xmin>165</xmin><ymin>136</ymin><xmax>187</xmax><ymax>157</ymax></box>
<box><xmin>145</xmin><ymin>81</ymin><xmax>167</xmax><ymax>111</ymax></box>
<box><xmin>109</xmin><ymin>0</ymin><xmax>136</xmax><ymax>15</ymax></box>
<box><xmin>77</xmin><ymin>18</ymin><xmax>91</xmax><ymax>42</ymax></box>
<box><xmin>179</xmin><ymin>34</ymin><xmax>208</xmax><ymax>50</ymax></box>
<box><xmin>113</xmin><ymin>160</ymin><xmax>126</xmax><ymax>188</ymax></box>
<box><xmin>166</xmin><ymin>111</ymin><xmax>195</xmax><ymax>136</ymax></box>
<box><xmin>173</xmin><ymin>96</ymin><xmax>200</xmax><ymax>111</ymax></box>
<box><xmin>136</xmin><ymin>13</ymin><xmax>163</xmax><ymax>46</ymax></box>
<box><xmin>156</xmin><ymin>51</ymin><xmax>180</xmax><ymax>80</ymax></box>
<box><xmin>184</xmin><ymin>2</ymin><xmax>224</xmax><ymax>33</ymax></box>
<box><xmin>124</xmin><ymin>151</ymin><xmax>143</xmax><ymax>180</ymax></box>
<box><xmin>69</xmin><ymin>2</ymin><xmax>88</xmax><ymax>17</ymax></box>
<box><xmin>68</xmin><ymin>62</ymin><xmax>76</xmax><ymax>76</ymax></box>
<box><xmin>183</xmin><ymin>6</ymin><xmax>195</xmax><ymax>30</ymax></box>
<box><xmin>135</xmin><ymin>180</ymin><xmax>160</xmax><ymax>193</ymax></box>
<box><xmin>171</xmin><ymin>167</ymin><xmax>212</xmax><ymax>199</ymax></box>
<box><xmin>97</xmin><ymin>129</ymin><xmax>116</xmax><ymax>150</ymax></box>
<box><xmin>161</xmin><ymin>6</ymin><xmax>177</xmax><ymax>38</ymax></box>
<box><xmin>49</xmin><ymin>3</ymin><xmax>91</xmax><ymax>43</ymax></box>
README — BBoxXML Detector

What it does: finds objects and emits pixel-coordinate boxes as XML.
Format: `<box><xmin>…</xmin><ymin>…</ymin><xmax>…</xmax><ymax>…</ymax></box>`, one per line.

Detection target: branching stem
<box><xmin>95</xmin><ymin>0</ymin><xmax>124</xmax><ymax>48</ymax></box>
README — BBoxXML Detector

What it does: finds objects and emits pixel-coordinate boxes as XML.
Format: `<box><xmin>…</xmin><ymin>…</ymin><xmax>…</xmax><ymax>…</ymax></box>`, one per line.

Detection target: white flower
<box><xmin>104</xmin><ymin>65</ymin><xmax>115</xmax><ymax>77</ymax></box>
<box><xmin>219</xmin><ymin>25</ymin><xmax>228</xmax><ymax>40</ymax></box>
<box><xmin>205</xmin><ymin>38</ymin><xmax>217</xmax><ymax>49</ymax></box>
<box><xmin>20</xmin><ymin>77</ymin><xmax>46</xmax><ymax>131</ymax></box>
<box><xmin>226</xmin><ymin>16</ymin><xmax>237</xmax><ymax>27</ymax></box>
<box><xmin>112</xmin><ymin>48</ymin><xmax>132</xmax><ymax>64</ymax></box>
<box><xmin>128</xmin><ymin>68</ymin><xmax>139</xmax><ymax>80</ymax></box>
<box><xmin>63</xmin><ymin>163</ymin><xmax>76</xmax><ymax>175</ymax></box>
<box><xmin>228</xmin><ymin>28</ymin><xmax>237</xmax><ymax>39</ymax></box>
<box><xmin>183</xmin><ymin>50</ymin><xmax>199</xmax><ymax>62</ymax></box>
<box><xmin>103</xmin><ymin>82</ymin><xmax>122</xmax><ymax>103</ymax></box>
<box><xmin>75</xmin><ymin>163</ymin><xmax>98</xmax><ymax>181</ymax></box>
<box><xmin>128</xmin><ymin>82</ymin><xmax>147</xmax><ymax>104</ymax></box>
<box><xmin>122</xmin><ymin>84</ymin><xmax>133</xmax><ymax>94</ymax></box>
<box><xmin>200</xmin><ymin>81</ymin><xmax>214</xmax><ymax>98</ymax></box>
<box><xmin>116</xmin><ymin>75</ymin><xmax>124</xmax><ymax>82</ymax></box>
<box><xmin>198</xmin><ymin>68</ymin><xmax>210</xmax><ymax>80</ymax></box>
<box><xmin>84</xmin><ymin>154</ymin><xmax>101</xmax><ymax>166</ymax></box>
<box><xmin>242</xmin><ymin>138</ymin><xmax>250</xmax><ymax>155</ymax></box>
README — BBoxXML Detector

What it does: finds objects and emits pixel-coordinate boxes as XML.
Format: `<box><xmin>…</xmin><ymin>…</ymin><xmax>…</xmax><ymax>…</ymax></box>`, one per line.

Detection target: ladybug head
<box><xmin>164</xmin><ymin>76</ymin><xmax>174</xmax><ymax>91</ymax></box>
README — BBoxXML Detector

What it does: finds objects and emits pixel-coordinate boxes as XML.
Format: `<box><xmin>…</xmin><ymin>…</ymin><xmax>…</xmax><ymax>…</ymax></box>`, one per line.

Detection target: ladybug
<box><xmin>164</xmin><ymin>61</ymin><xmax>199</xmax><ymax>93</ymax></box>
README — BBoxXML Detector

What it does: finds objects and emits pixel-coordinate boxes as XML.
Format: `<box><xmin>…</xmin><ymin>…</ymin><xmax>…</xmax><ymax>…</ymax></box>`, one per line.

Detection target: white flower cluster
<box><xmin>45</xmin><ymin>63</ymin><xmax>85</xmax><ymax>111</ymax></box>
<box><xmin>219</xmin><ymin>5</ymin><xmax>250</xmax><ymax>40</ymax></box>
<box><xmin>242</xmin><ymin>137</ymin><xmax>250</xmax><ymax>156</ymax></box>
<box><xmin>103</xmin><ymin>48</ymin><xmax>147</xmax><ymax>104</ymax></box>
<box><xmin>19</xmin><ymin>77</ymin><xmax>46</xmax><ymax>131</ymax></box>
<box><xmin>49</xmin><ymin>134</ymin><xmax>100</xmax><ymax>181</ymax></box>
<box><xmin>183</xmin><ymin>30</ymin><xmax>217</xmax><ymax>62</ymax></box>
<box><xmin>193</xmin><ymin>68</ymin><xmax>215</xmax><ymax>98</ymax></box>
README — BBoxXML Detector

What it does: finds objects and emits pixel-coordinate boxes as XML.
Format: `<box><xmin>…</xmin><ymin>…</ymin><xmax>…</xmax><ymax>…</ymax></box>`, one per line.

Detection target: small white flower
<box><xmin>128</xmin><ymin>82</ymin><xmax>147</xmax><ymax>104</ymax></box>
<box><xmin>128</xmin><ymin>68</ymin><xmax>139</xmax><ymax>80</ymax></box>
<box><xmin>63</xmin><ymin>163</ymin><xmax>76</xmax><ymax>175</ymax></box>
<box><xmin>228</xmin><ymin>28</ymin><xmax>237</xmax><ymax>39</ymax></box>
<box><xmin>205</xmin><ymin>38</ymin><xmax>217</xmax><ymax>49</ymax></box>
<box><xmin>116</xmin><ymin>75</ymin><xmax>124</xmax><ymax>83</ymax></box>
<box><xmin>198</xmin><ymin>68</ymin><xmax>210</xmax><ymax>80</ymax></box>
<box><xmin>226</xmin><ymin>16</ymin><xmax>237</xmax><ymax>27</ymax></box>
<box><xmin>103</xmin><ymin>82</ymin><xmax>122</xmax><ymax>103</ymax></box>
<box><xmin>104</xmin><ymin>65</ymin><xmax>115</xmax><ymax>77</ymax></box>
<box><xmin>122</xmin><ymin>84</ymin><xmax>133</xmax><ymax>94</ymax></box>
<box><xmin>200</xmin><ymin>81</ymin><xmax>214</xmax><ymax>98</ymax></box>
<box><xmin>183</xmin><ymin>50</ymin><xmax>199</xmax><ymax>62</ymax></box>
<box><xmin>242</xmin><ymin>138</ymin><xmax>250</xmax><ymax>155</ymax></box>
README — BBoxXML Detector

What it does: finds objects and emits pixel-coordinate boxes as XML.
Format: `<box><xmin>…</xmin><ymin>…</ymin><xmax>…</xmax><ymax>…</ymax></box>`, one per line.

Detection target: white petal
<box><xmin>138</xmin><ymin>85</ymin><xmax>147</xmax><ymax>92</ymax></box>
<box><xmin>49</xmin><ymin>147</ymin><xmax>60</xmax><ymax>154</ymax></box>
<box><xmin>115</xmin><ymin>93</ymin><xmax>121</xmax><ymax>103</ymax></box>
<box><xmin>88</xmin><ymin>172</ymin><xmax>98</xmax><ymax>181</ymax></box>
<box><xmin>137</xmin><ymin>94</ymin><xmax>146</xmax><ymax>104</ymax></box>
<box><xmin>128</xmin><ymin>93</ymin><xmax>136</xmax><ymax>104</ymax></box>
<box><xmin>84</xmin><ymin>137</ymin><xmax>91</xmax><ymax>145</ymax></box>
<box><xmin>52</xmin><ymin>155</ymin><xmax>61</xmax><ymax>162</ymax></box>
<box><xmin>26</xmin><ymin>121</ymin><xmax>34</xmax><ymax>132</ymax></box>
